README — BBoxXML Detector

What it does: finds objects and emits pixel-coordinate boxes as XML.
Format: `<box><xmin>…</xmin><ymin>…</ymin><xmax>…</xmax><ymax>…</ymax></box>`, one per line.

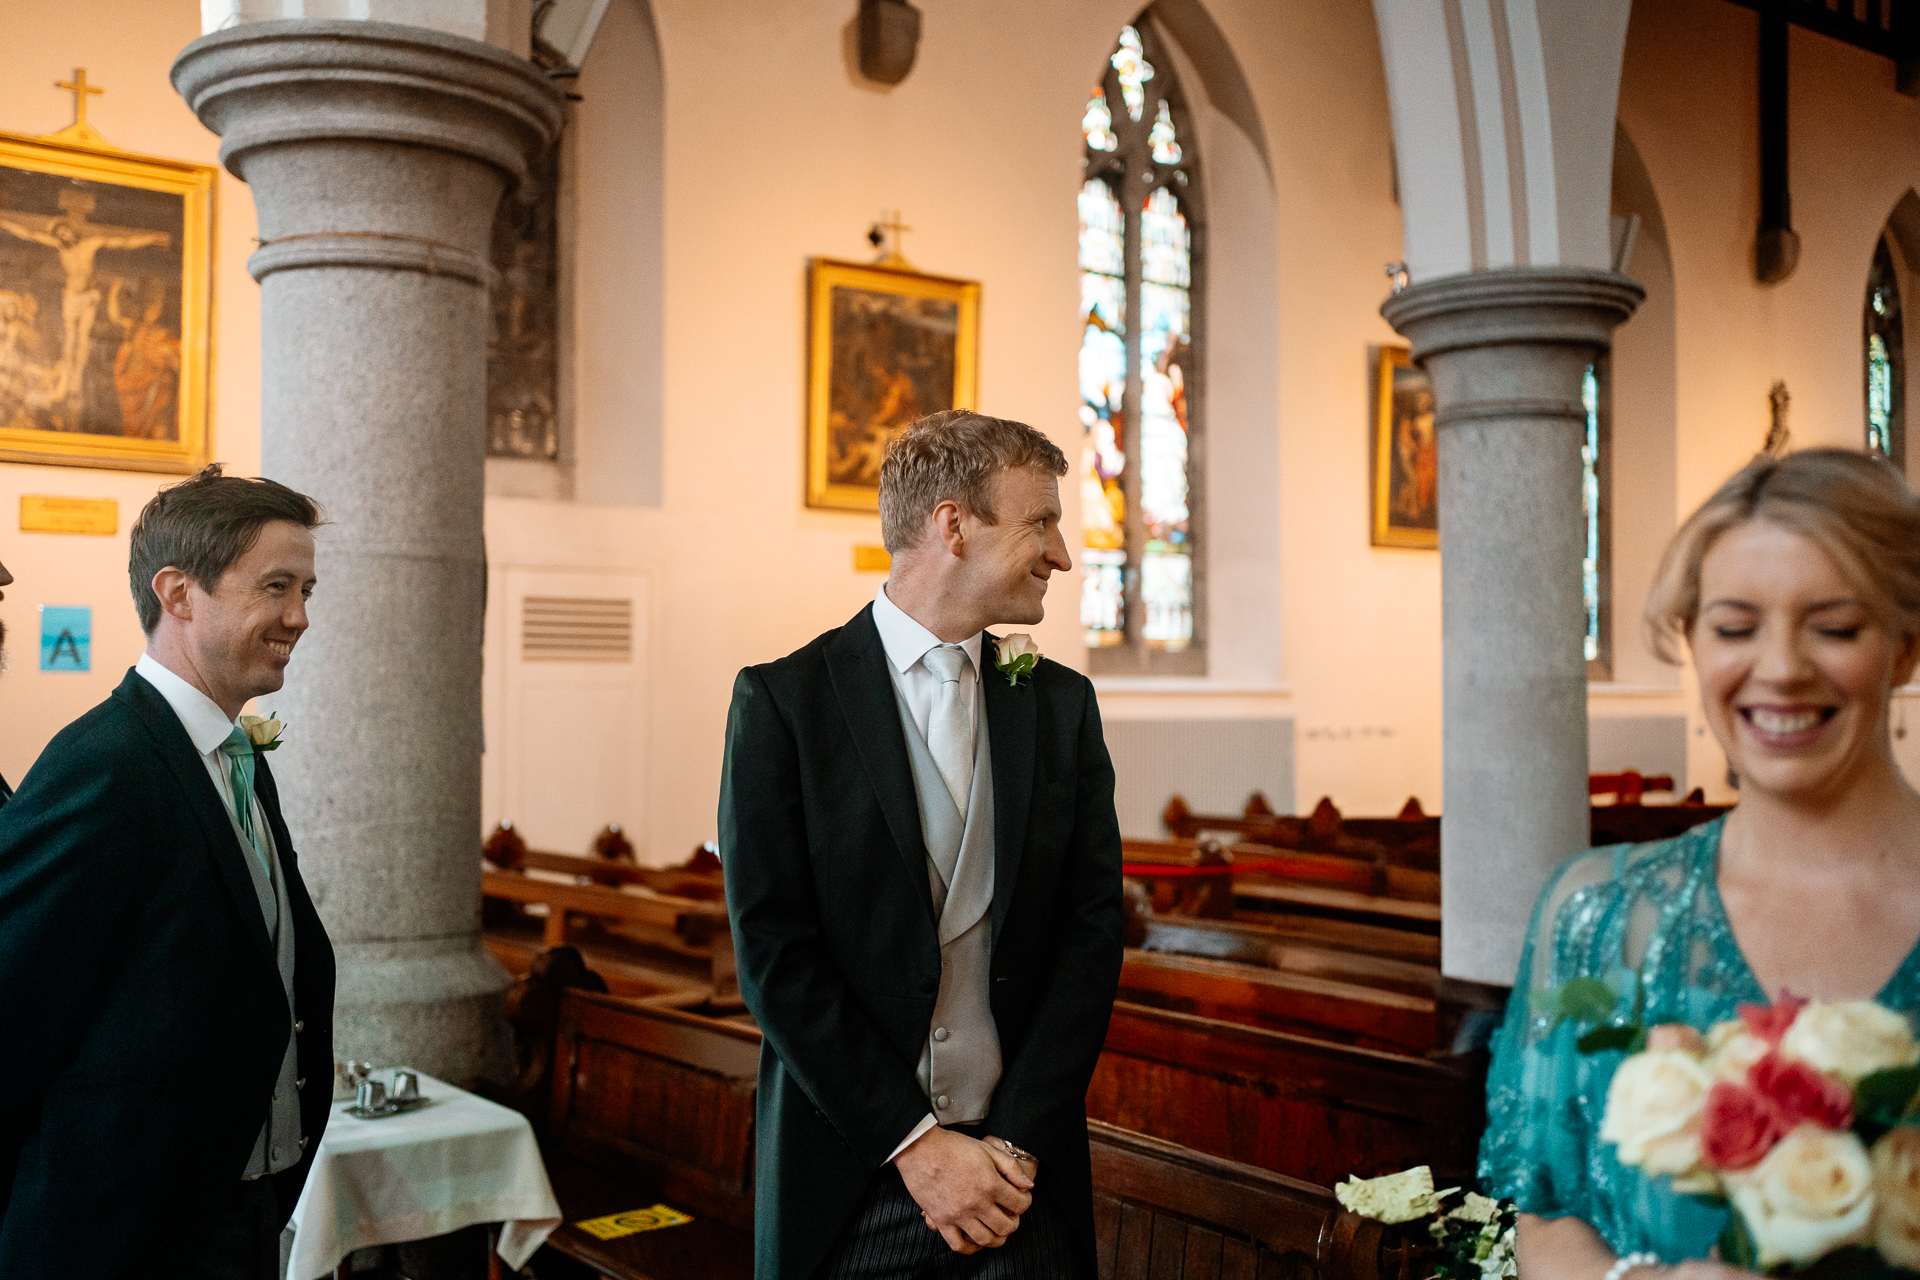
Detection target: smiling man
<box><xmin>0</xmin><ymin>465</ymin><xmax>335</xmax><ymax>1279</ymax></box>
<box><xmin>722</xmin><ymin>410</ymin><xmax>1125</xmax><ymax>1279</ymax></box>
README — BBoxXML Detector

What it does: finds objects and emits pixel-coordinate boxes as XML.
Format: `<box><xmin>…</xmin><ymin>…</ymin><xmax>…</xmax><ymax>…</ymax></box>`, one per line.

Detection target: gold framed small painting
<box><xmin>1371</xmin><ymin>345</ymin><xmax>1438</xmax><ymax>549</ymax></box>
<box><xmin>807</xmin><ymin>258</ymin><xmax>979</xmax><ymax>511</ymax></box>
<box><xmin>0</xmin><ymin>128</ymin><xmax>215</xmax><ymax>472</ymax></box>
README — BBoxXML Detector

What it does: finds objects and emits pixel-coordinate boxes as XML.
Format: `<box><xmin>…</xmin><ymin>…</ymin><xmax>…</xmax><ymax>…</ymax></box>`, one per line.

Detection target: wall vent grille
<box><xmin>522</xmin><ymin>596</ymin><xmax>633</xmax><ymax>663</ymax></box>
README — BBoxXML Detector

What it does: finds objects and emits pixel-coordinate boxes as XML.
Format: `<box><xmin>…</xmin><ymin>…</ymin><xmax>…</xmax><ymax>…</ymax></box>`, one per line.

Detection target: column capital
<box><xmin>172</xmin><ymin>18</ymin><xmax>562</xmax><ymax>198</ymax></box>
<box><xmin>1380</xmin><ymin>267</ymin><xmax>1645</xmax><ymax>363</ymax></box>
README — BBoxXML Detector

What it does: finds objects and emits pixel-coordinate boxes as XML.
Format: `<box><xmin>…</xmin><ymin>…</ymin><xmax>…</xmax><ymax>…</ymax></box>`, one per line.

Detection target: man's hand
<box><xmin>895</xmin><ymin>1126</ymin><xmax>1035</xmax><ymax>1254</ymax></box>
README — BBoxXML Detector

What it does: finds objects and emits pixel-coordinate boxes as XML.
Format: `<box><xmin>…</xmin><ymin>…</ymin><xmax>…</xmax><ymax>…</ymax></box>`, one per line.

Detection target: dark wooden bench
<box><xmin>501</xmin><ymin>950</ymin><xmax>1444</xmax><ymax>1280</ymax></box>
<box><xmin>1088</xmin><ymin>1000</ymin><xmax>1484</xmax><ymax>1189</ymax></box>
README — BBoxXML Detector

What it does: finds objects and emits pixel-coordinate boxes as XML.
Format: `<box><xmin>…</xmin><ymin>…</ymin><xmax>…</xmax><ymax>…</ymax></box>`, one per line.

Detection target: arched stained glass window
<box><xmin>1079</xmin><ymin>19</ymin><xmax>1203</xmax><ymax>672</ymax></box>
<box><xmin>1866</xmin><ymin>235</ymin><xmax>1905</xmax><ymax>468</ymax></box>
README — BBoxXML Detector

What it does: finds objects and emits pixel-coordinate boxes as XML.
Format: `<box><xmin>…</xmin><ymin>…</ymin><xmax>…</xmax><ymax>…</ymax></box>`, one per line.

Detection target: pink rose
<box><xmin>1740</xmin><ymin>991</ymin><xmax>1810</xmax><ymax>1048</ymax></box>
<box><xmin>1702</xmin><ymin>1080</ymin><xmax>1787</xmax><ymax>1171</ymax></box>
<box><xmin>1752</xmin><ymin>1053</ymin><xmax>1853</xmax><ymax>1130</ymax></box>
<box><xmin>1649</xmin><ymin>1023</ymin><xmax>1708</xmax><ymax>1054</ymax></box>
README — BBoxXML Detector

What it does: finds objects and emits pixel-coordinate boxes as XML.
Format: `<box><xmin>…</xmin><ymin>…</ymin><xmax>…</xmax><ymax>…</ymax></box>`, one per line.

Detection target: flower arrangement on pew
<box><xmin>1589</xmin><ymin>991</ymin><xmax>1920</xmax><ymax>1272</ymax></box>
<box><xmin>1332</xmin><ymin>1166</ymin><xmax>1519</xmax><ymax>1280</ymax></box>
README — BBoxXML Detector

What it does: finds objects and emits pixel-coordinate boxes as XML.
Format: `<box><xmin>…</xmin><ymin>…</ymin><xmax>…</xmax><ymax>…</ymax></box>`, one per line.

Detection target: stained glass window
<box><xmin>1866</xmin><ymin>236</ymin><xmax>1905</xmax><ymax>468</ymax></box>
<box><xmin>1083</xmin><ymin>88</ymin><xmax>1118</xmax><ymax>153</ymax></box>
<box><xmin>1149</xmin><ymin>100</ymin><xmax>1182</xmax><ymax>166</ymax></box>
<box><xmin>1111</xmin><ymin>26</ymin><xmax>1154</xmax><ymax>123</ymax></box>
<box><xmin>1081</xmin><ymin>18</ymin><xmax>1202</xmax><ymax>669</ymax></box>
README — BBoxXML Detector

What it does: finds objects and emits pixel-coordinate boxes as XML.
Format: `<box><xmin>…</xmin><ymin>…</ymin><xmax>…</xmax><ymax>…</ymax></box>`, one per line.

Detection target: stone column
<box><xmin>173</xmin><ymin>21</ymin><xmax>563</xmax><ymax>1081</ymax></box>
<box><xmin>1382</xmin><ymin>268</ymin><xmax>1642</xmax><ymax>987</ymax></box>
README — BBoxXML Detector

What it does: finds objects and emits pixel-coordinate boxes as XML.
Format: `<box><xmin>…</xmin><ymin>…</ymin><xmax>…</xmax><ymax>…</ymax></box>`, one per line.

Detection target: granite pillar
<box><xmin>173</xmin><ymin>21</ymin><xmax>564</xmax><ymax>1081</ymax></box>
<box><xmin>1382</xmin><ymin>268</ymin><xmax>1642</xmax><ymax>987</ymax></box>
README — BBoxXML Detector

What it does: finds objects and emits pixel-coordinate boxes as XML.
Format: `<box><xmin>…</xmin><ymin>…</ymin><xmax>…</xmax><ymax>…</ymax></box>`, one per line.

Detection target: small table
<box><xmin>287</xmin><ymin>1071</ymin><xmax>562</xmax><ymax>1280</ymax></box>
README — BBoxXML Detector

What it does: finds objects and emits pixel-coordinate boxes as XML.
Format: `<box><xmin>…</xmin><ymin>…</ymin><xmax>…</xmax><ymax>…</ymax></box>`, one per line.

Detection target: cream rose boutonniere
<box><xmin>995</xmin><ymin>634</ymin><xmax>1041</xmax><ymax>688</ymax></box>
<box><xmin>239</xmin><ymin>712</ymin><xmax>286</xmax><ymax>752</ymax></box>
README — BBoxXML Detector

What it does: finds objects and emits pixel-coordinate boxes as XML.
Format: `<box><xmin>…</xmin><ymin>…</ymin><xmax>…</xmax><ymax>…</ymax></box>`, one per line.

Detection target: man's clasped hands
<box><xmin>895</xmin><ymin>1126</ymin><xmax>1040</xmax><ymax>1254</ymax></box>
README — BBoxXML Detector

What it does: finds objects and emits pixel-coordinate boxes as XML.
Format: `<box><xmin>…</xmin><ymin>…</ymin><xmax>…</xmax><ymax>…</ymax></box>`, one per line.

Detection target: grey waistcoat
<box><xmin>892</xmin><ymin>680</ymin><xmax>1001</xmax><ymax>1125</ymax></box>
<box><xmin>221</xmin><ymin>789</ymin><xmax>303</xmax><ymax>1178</ymax></box>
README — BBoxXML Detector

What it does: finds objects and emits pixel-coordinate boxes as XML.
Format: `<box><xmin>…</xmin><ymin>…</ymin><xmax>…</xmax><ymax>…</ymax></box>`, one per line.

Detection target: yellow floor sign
<box><xmin>573</xmin><ymin>1204</ymin><xmax>695</xmax><ymax>1240</ymax></box>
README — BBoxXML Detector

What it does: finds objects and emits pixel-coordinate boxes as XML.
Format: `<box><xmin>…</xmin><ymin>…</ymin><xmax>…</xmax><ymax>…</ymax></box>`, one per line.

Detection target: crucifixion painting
<box><xmin>0</xmin><ymin>169</ymin><xmax>183</xmax><ymax>441</ymax></box>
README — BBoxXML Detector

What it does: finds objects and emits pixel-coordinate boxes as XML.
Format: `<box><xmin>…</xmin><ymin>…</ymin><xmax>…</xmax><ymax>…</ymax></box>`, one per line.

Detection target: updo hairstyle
<box><xmin>1644</xmin><ymin>448</ymin><xmax>1920</xmax><ymax>663</ymax></box>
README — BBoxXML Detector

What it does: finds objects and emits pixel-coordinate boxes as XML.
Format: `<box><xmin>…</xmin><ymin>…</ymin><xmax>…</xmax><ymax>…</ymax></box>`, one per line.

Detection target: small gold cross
<box><xmin>56</xmin><ymin>68</ymin><xmax>104</xmax><ymax>133</ymax></box>
<box><xmin>874</xmin><ymin>209</ymin><xmax>913</xmax><ymax>268</ymax></box>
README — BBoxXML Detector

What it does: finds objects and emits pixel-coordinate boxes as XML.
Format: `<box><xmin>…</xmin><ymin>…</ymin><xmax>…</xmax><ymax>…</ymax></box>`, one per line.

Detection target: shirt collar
<box><xmin>135</xmin><ymin>652</ymin><xmax>239</xmax><ymax>757</ymax></box>
<box><xmin>873</xmin><ymin>584</ymin><xmax>983</xmax><ymax>677</ymax></box>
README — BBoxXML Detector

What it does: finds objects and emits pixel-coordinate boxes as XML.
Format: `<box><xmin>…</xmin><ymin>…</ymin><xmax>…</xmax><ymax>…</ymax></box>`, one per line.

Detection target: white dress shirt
<box><xmin>870</xmin><ymin>584</ymin><xmax>986</xmax><ymax>1162</ymax></box>
<box><xmin>135</xmin><ymin>652</ymin><xmax>270</xmax><ymax>839</ymax></box>
<box><xmin>871</xmin><ymin>584</ymin><xmax>982</xmax><ymax>748</ymax></box>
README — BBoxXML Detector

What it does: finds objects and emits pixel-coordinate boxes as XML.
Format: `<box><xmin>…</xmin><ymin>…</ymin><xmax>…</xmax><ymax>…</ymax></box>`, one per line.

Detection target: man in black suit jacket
<box><xmin>722</xmin><ymin>411</ymin><xmax>1124</xmax><ymax>1279</ymax></box>
<box><xmin>0</xmin><ymin>466</ymin><xmax>334</xmax><ymax>1278</ymax></box>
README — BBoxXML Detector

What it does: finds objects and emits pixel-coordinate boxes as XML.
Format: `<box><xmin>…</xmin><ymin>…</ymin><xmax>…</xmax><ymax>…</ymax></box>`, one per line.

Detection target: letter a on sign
<box><xmin>39</xmin><ymin>606</ymin><xmax>91</xmax><ymax>671</ymax></box>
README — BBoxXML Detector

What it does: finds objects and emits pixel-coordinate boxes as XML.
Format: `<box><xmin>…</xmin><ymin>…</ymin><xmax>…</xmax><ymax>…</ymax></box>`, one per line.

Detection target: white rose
<box><xmin>1872</xmin><ymin>1126</ymin><xmax>1920</xmax><ymax>1269</ymax></box>
<box><xmin>998</xmin><ymin>633</ymin><xmax>1040</xmax><ymax>662</ymax></box>
<box><xmin>1705</xmin><ymin>1021</ymin><xmax>1772</xmax><ymax>1082</ymax></box>
<box><xmin>238</xmin><ymin>713</ymin><xmax>283</xmax><ymax>747</ymax></box>
<box><xmin>1598</xmin><ymin>1048</ymin><xmax>1714</xmax><ymax>1175</ymax></box>
<box><xmin>1726</xmin><ymin>1124</ymin><xmax>1875</xmax><ymax>1268</ymax></box>
<box><xmin>1781</xmin><ymin>1001</ymin><xmax>1919</xmax><ymax>1083</ymax></box>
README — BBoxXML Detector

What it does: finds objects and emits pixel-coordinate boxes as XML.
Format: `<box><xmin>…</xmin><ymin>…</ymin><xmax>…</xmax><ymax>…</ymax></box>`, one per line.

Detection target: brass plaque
<box><xmin>853</xmin><ymin>544</ymin><xmax>892</xmax><ymax>573</ymax></box>
<box><xmin>21</xmin><ymin>495</ymin><xmax>117</xmax><ymax>535</ymax></box>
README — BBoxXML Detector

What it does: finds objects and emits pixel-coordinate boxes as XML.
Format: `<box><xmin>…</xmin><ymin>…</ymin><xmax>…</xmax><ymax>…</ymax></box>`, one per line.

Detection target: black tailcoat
<box><xmin>720</xmin><ymin>606</ymin><xmax>1125</xmax><ymax>1280</ymax></box>
<box><xmin>0</xmin><ymin>669</ymin><xmax>335</xmax><ymax>1276</ymax></box>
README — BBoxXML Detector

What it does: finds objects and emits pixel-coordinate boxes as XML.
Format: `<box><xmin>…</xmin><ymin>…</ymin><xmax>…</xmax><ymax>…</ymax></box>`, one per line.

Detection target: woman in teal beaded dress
<box><xmin>1481</xmin><ymin>450</ymin><xmax>1920</xmax><ymax>1280</ymax></box>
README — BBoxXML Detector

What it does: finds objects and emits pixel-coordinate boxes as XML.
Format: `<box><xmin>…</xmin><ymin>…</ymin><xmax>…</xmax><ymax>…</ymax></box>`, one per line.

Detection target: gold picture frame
<box><xmin>807</xmin><ymin>258</ymin><xmax>979</xmax><ymax>511</ymax></box>
<box><xmin>0</xmin><ymin>128</ymin><xmax>215</xmax><ymax>473</ymax></box>
<box><xmin>1371</xmin><ymin>344</ymin><xmax>1438</xmax><ymax>549</ymax></box>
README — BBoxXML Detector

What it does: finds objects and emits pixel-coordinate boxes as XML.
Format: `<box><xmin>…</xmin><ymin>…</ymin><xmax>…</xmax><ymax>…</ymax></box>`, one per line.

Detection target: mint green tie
<box><xmin>219</xmin><ymin>726</ymin><xmax>272</xmax><ymax>880</ymax></box>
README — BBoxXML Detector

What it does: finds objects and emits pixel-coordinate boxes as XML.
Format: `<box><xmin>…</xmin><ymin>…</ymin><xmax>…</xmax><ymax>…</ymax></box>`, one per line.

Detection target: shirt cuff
<box><xmin>886</xmin><ymin>1113</ymin><xmax>940</xmax><ymax>1164</ymax></box>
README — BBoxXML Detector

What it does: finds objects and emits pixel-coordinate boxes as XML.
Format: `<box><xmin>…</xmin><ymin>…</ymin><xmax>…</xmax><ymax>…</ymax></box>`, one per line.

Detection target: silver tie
<box><xmin>922</xmin><ymin>644</ymin><xmax>973</xmax><ymax>814</ymax></box>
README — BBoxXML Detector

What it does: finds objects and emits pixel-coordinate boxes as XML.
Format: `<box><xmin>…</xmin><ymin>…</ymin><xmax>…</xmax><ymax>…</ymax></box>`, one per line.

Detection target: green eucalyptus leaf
<box><xmin>1857</xmin><ymin>1065</ymin><xmax>1920</xmax><ymax>1131</ymax></box>
<box><xmin>1576</xmin><ymin>1024</ymin><xmax>1645</xmax><ymax>1055</ymax></box>
<box><xmin>1557</xmin><ymin>977</ymin><xmax>1619</xmax><ymax>1025</ymax></box>
<box><xmin>1718</xmin><ymin>1207</ymin><xmax>1758</xmax><ymax>1272</ymax></box>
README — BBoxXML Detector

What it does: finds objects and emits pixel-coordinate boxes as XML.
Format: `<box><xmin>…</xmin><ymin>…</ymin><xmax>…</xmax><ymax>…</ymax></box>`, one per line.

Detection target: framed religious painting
<box><xmin>0</xmin><ymin>128</ymin><xmax>215</xmax><ymax>472</ymax></box>
<box><xmin>1371</xmin><ymin>345</ymin><xmax>1438</xmax><ymax>549</ymax></box>
<box><xmin>806</xmin><ymin>258</ymin><xmax>979</xmax><ymax>511</ymax></box>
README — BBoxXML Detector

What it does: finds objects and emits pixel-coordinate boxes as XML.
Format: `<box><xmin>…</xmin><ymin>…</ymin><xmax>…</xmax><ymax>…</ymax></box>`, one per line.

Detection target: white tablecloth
<box><xmin>287</xmin><ymin>1071</ymin><xmax>562</xmax><ymax>1280</ymax></box>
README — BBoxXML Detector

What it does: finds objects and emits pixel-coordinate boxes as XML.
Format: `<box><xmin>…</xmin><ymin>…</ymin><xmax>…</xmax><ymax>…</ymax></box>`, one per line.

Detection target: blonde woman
<box><xmin>1481</xmin><ymin>449</ymin><xmax>1920</xmax><ymax>1279</ymax></box>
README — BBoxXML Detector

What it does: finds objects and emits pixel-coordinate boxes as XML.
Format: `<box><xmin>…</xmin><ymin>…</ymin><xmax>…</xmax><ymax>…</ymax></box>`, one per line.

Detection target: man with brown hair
<box><xmin>0</xmin><ymin>464</ymin><xmax>335</xmax><ymax>1279</ymax></box>
<box><xmin>722</xmin><ymin>410</ymin><xmax>1124</xmax><ymax>1278</ymax></box>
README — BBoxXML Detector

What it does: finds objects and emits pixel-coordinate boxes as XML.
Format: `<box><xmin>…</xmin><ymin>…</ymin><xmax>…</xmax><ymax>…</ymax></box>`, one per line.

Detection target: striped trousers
<box><xmin>814</xmin><ymin>1166</ymin><xmax>1087</xmax><ymax>1279</ymax></box>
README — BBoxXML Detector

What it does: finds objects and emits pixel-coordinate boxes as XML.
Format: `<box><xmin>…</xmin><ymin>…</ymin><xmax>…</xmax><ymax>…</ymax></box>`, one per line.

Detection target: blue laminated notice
<box><xmin>39</xmin><ymin>605</ymin><xmax>91</xmax><ymax>672</ymax></box>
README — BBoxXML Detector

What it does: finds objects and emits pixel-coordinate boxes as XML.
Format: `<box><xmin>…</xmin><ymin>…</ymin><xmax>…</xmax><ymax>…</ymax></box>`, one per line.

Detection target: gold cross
<box><xmin>56</xmin><ymin>68</ymin><xmax>104</xmax><ymax>133</ymax></box>
<box><xmin>875</xmin><ymin>209</ymin><xmax>913</xmax><ymax>268</ymax></box>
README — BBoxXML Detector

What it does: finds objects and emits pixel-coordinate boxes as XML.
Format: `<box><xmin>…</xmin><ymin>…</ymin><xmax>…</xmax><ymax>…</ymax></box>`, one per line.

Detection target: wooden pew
<box><xmin>1136</xmin><ymin>906</ymin><xmax>1441</xmax><ymax>968</ymax></box>
<box><xmin>1118</xmin><ymin>950</ymin><xmax>1436</xmax><ymax>1053</ymax></box>
<box><xmin>1087</xmin><ymin>1000</ymin><xmax>1485</xmax><ymax>1190</ymax></box>
<box><xmin>1090</xmin><ymin>1120</ymin><xmax>1433</xmax><ymax>1280</ymax></box>
<box><xmin>500</xmin><ymin>954</ymin><xmax>1439</xmax><ymax>1280</ymax></box>
<box><xmin>482</xmin><ymin>868</ymin><xmax>727</xmax><ymax>951</ymax></box>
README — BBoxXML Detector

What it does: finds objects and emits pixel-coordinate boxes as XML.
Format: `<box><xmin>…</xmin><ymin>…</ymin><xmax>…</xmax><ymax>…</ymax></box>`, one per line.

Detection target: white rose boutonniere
<box><xmin>994</xmin><ymin>634</ymin><xmax>1041</xmax><ymax>688</ymax></box>
<box><xmin>239</xmin><ymin>712</ymin><xmax>286</xmax><ymax>752</ymax></box>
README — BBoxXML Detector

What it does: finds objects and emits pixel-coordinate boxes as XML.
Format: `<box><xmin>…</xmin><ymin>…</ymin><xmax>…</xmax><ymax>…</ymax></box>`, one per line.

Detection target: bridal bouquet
<box><xmin>1593</xmin><ymin>992</ymin><xmax>1920</xmax><ymax>1271</ymax></box>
